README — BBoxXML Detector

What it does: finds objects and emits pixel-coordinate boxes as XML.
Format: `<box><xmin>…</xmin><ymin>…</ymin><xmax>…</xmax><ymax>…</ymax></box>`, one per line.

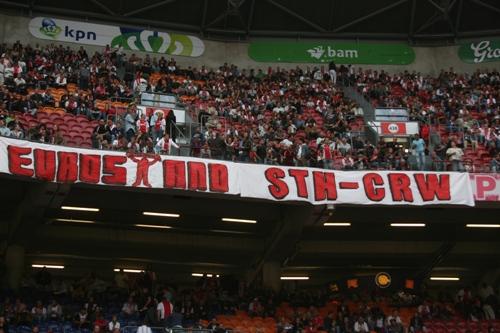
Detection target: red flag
<box><xmin>381</xmin><ymin>122</ymin><xmax>407</xmax><ymax>135</ymax></box>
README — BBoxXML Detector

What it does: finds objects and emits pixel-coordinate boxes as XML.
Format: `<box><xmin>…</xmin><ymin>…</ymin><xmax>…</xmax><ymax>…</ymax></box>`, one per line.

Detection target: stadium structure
<box><xmin>0</xmin><ymin>1</ymin><xmax>499</xmax><ymax>333</ymax></box>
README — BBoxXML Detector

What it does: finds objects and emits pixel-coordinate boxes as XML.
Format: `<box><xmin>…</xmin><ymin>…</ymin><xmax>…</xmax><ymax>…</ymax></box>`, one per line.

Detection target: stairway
<box><xmin>340</xmin><ymin>85</ymin><xmax>378</xmax><ymax>144</ymax></box>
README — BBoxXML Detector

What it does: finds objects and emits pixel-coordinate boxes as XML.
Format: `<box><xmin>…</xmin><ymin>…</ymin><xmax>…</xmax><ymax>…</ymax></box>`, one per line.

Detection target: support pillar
<box><xmin>262</xmin><ymin>261</ymin><xmax>281</xmax><ymax>292</ymax></box>
<box><xmin>480</xmin><ymin>268</ymin><xmax>500</xmax><ymax>285</ymax></box>
<box><xmin>5</xmin><ymin>245</ymin><xmax>25</xmax><ymax>291</ymax></box>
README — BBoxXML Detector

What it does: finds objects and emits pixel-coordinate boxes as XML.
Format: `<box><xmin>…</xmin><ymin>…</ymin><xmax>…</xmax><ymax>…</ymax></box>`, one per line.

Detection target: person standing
<box><xmin>136</xmin><ymin>320</ymin><xmax>152</xmax><ymax>333</ymax></box>
<box><xmin>446</xmin><ymin>141</ymin><xmax>464</xmax><ymax>172</ymax></box>
<box><xmin>328</xmin><ymin>60</ymin><xmax>337</xmax><ymax>85</ymax></box>
<box><xmin>412</xmin><ymin>134</ymin><xmax>426</xmax><ymax>170</ymax></box>
<box><xmin>155</xmin><ymin>133</ymin><xmax>179</xmax><ymax>155</ymax></box>
<box><xmin>125</xmin><ymin>106</ymin><xmax>137</xmax><ymax>142</ymax></box>
<box><xmin>157</xmin><ymin>296</ymin><xmax>173</xmax><ymax>328</ymax></box>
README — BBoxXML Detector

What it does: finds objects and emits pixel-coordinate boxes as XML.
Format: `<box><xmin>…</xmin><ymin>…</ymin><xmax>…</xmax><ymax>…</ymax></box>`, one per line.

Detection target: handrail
<box><xmin>121</xmin><ymin>326</ymin><xmax>231</xmax><ymax>333</ymax></box>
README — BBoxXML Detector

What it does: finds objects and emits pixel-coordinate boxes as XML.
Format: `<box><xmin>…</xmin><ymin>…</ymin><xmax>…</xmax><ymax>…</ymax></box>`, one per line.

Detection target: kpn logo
<box><xmin>40</xmin><ymin>18</ymin><xmax>62</xmax><ymax>38</ymax></box>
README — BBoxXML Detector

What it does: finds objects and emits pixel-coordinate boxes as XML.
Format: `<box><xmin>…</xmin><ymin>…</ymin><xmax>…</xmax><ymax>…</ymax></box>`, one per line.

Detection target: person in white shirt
<box><xmin>31</xmin><ymin>300</ymin><xmax>47</xmax><ymax>322</ymax></box>
<box><xmin>48</xmin><ymin>300</ymin><xmax>62</xmax><ymax>320</ymax></box>
<box><xmin>296</xmin><ymin>140</ymin><xmax>309</xmax><ymax>167</ymax></box>
<box><xmin>122</xmin><ymin>297</ymin><xmax>138</xmax><ymax>319</ymax></box>
<box><xmin>386</xmin><ymin>310</ymin><xmax>403</xmax><ymax>326</ymax></box>
<box><xmin>155</xmin><ymin>133</ymin><xmax>179</xmax><ymax>155</ymax></box>
<box><xmin>150</xmin><ymin>112</ymin><xmax>166</xmax><ymax>142</ymax></box>
<box><xmin>280</xmin><ymin>137</ymin><xmax>293</xmax><ymax>148</ymax></box>
<box><xmin>157</xmin><ymin>298</ymin><xmax>173</xmax><ymax>325</ymax></box>
<box><xmin>14</xmin><ymin>75</ymin><xmax>25</xmax><ymax>87</ymax></box>
<box><xmin>108</xmin><ymin>315</ymin><xmax>121</xmax><ymax>332</ymax></box>
<box><xmin>55</xmin><ymin>74</ymin><xmax>67</xmax><ymax>86</ymax></box>
<box><xmin>0</xmin><ymin>120</ymin><xmax>11</xmax><ymax>137</ymax></box>
<box><xmin>136</xmin><ymin>321</ymin><xmax>152</xmax><ymax>333</ymax></box>
<box><xmin>354</xmin><ymin>317</ymin><xmax>369</xmax><ymax>333</ymax></box>
<box><xmin>446</xmin><ymin>141</ymin><xmax>464</xmax><ymax>172</ymax></box>
<box><xmin>338</xmin><ymin>138</ymin><xmax>352</xmax><ymax>156</ymax></box>
<box><xmin>133</xmin><ymin>76</ymin><xmax>148</xmax><ymax>93</ymax></box>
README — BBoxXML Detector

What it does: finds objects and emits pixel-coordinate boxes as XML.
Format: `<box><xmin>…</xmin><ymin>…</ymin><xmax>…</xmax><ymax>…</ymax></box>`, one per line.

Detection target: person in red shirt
<box><xmin>420</xmin><ymin>123</ymin><xmax>430</xmax><ymax>142</ymax></box>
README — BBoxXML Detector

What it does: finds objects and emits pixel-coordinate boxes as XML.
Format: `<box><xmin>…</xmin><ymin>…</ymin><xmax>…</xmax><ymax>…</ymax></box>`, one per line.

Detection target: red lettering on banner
<box><xmin>388</xmin><ymin>173</ymin><xmax>414</xmax><ymax>202</ymax></box>
<box><xmin>56</xmin><ymin>152</ymin><xmax>78</xmax><ymax>183</ymax></box>
<box><xmin>188</xmin><ymin>162</ymin><xmax>207</xmax><ymax>191</ymax></box>
<box><xmin>8</xmin><ymin>145</ymin><xmax>33</xmax><ymax>177</ymax></box>
<box><xmin>414</xmin><ymin>174</ymin><xmax>451</xmax><ymax>201</ymax></box>
<box><xmin>102</xmin><ymin>155</ymin><xmax>127</xmax><ymax>185</ymax></box>
<box><xmin>33</xmin><ymin>149</ymin><xmax>56</xmax><ymax>181</ymax></box>
<box><xmin>362</xmin><ymin>173</ymin><xmax>385</xmax><ymax>201</ymax></box>
<box><xmin>288</xmin><ymin>169</ymin><xmax>309</xmax><ymax>198</ymax></box>
<box><xmin>163</xmin><ymin>160</ymin><xmax>186</xmax><ymax>189</ymax></box>
<box><xmin>312</xmin><ymin>171</ymin><xmax>337</xmax><ymax>201</ymax></box>
<box><xmin>265</xmin><ymin>167</ymin><xmax>289</xmax><ymax>199</ymax></box>
<box><xmin>208</xmin><ymin>163</ymin><xmax>229</xmax><ymax>193</ymax></box>
<box><xmin>79</xmin><ymin>154</ymin><xmax>101</xmax><ymax>184</ymax></box>
<box><xmin>475</xmin><ymin>175</ymin><xmax>496</xmax><ymax>200</ymax></box>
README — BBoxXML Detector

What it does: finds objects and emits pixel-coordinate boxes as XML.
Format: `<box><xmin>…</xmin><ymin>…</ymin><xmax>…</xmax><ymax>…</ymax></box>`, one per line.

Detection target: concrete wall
<box><xmin>0</xmin><ymin>13</ymin><xmax>498</xmax><ymax>75</ymax></box>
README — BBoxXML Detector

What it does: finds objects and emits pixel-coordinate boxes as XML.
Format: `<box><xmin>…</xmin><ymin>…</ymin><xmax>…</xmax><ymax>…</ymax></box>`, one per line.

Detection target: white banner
<box><xmin>0</xmin><ymin>137</ymin><xmax>475</xmax><ymax>206</ymax></box>
<box><xmin>29</xmin><ymin>17</ymin><xmax>205</xmax><ymax>57</ymax></box>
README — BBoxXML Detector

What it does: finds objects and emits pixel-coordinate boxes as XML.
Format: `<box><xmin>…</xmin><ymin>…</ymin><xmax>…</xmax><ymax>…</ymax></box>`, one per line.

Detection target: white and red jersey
<box><xmin>156</xmin><ymin>137</ymin><xmax>179</xmax><ymax>153</ymax></box>
<box><xmin>137</xmin><ymin>119</ymin><xmax>149</xmax><ymax>134</ymax></box>
<box><xmin>157</xmin><ymin>300</ymin><xmax>173</xmax><ymax>320</ymax></box>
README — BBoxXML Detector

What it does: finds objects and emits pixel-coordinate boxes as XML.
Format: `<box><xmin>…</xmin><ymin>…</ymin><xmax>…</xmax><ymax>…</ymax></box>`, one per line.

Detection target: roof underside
<box><xmin>0</xmin><ymin>175</ymin><xmax>499</xmax><ymax>284</ymax></box>
<box><xmin>2</xmin><ymin>0</ymin><xmax>500</xmax><ymax>44</ymax></box>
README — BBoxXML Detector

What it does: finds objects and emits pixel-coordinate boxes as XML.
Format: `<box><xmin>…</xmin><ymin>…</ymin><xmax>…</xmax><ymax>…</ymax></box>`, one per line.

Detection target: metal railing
<box><xmin>121</xmin><ymin>327</ymin><xmax>228</xmax><ymax>333</ymax></box>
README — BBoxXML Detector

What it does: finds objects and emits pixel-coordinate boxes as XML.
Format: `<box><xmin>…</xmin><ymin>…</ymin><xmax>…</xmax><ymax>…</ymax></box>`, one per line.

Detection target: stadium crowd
<box><xmin>1</xmin><ymin>268</ymin><xmax>499</xmax><ymax>333</ymax></box>
<box><xmin>352</xmin><ymin>68</ymin><xmax>500</xmax><ymax>172</ymax></box>
<box><xmin>0</xmin><ymin>41</ymin><xmax>499</xmax><ymax>172</ymax></box>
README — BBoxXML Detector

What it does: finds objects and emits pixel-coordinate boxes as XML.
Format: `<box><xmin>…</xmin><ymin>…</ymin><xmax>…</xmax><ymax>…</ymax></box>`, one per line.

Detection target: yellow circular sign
<box><xmin>375</xmin><ymin>272</ymin><xmax>391</xmax><ymax>288</ymax></box>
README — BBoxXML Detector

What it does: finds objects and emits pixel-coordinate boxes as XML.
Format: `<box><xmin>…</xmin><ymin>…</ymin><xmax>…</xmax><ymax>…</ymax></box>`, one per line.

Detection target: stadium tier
<box><xmin>0</xmin><ymin>3</ymin><xmax>499</xmax><ymax>333</ymax></box>
<box><xmin>0</xmin><ymin>44</ymin><xmax>498</xmax><ymax>172</ymax></box>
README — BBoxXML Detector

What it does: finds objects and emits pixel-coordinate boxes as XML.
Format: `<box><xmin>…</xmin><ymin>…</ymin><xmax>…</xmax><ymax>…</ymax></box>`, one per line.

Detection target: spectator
<box><xmin>491</xmin><ymin>153</ymin><xmax>500</xmax><ymax>172</ymax></box>
<box><xmin>124</xmin><ymin>107</ymin><xmax>137</xmax><ymax>141</ymax></box>
<box><xmin>0</xmin><ymin>119</ymin><xmax>10</xmax><ymax>137</ymax></box>
<box><xmin>47</xmin><ymin>300</ymin><xmax>62</xmax><ymax>321</ymax></box>
<box><xmin>31</xmin><ymin>301</ymin><xmax>46</xmax><ymax>323</ymax></box>
<box><xmin>157</xmin><ymin>296</ymin><xmax>173</xmax><ymax>327</ymax></box>
<box><xmin>354</xmin><ymin>317</ymin><xmax>369</xmax><ymax>333</ymax></box>
<box><xmin>74</xmin><ymin>308</ymin><xmax>90</xmax><ymax>329</ymax></box>
<box><xmin>446</xmin><ymin>141</ymin><xmax>464</xmax><ymax>172</ymax></box>
<box><xmin>136</xmin><ymin>320</ymin><xmax>152</xmax><ymax>333</ymax></box>
<box><xmin>155</xmin><ymin>133</ymin><xmax>179</xmax><ymax>155</ymax></box>
<box><xmin>386</xmin><ymin>310</ymin><xmax>402</xmax><ymax>326</ymax></box>
<box><xmin>108</xmin><ymin>315</ymin><xmax>120</xmax><ymax>332</ymax></box>
<box><xmin>411</xmin><ymin>134</ymin><xmax>426</xmax><ymax>170</ymax></box>
<box><xmin>122</xmin><ymin>297</ymin><xmax>139</xmax><ymax>320</ymax></box>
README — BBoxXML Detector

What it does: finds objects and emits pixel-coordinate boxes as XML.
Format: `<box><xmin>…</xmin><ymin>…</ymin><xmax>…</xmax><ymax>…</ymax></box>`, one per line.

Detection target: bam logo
<box><xmin>306</xmin><ymin>45</ymin><xmax>359</xmax><ymax>61</ymax></box>
<box><xmin>307</xmin><ymin>46</ymin><xmax>325</xmax><ymax>59</ymax></box>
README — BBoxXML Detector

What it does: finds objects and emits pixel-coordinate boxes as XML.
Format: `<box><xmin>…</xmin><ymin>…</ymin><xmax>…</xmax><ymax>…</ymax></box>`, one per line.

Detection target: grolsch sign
<box><xmin>458</xmin><ymin>39</ymin><xmax>500</xmax><ymax>64</ymax></box>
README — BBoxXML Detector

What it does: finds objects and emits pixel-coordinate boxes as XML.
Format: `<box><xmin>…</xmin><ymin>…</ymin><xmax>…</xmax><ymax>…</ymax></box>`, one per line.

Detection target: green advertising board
<box><xmin>248</xmin><ymin>41</ymin><xmax>415</xmax><ymax>65</ymax></box>
<box><xmin>458</xmin><ymin>40</ymin><xmax>500</xmax><ymax>64</ymax></box>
